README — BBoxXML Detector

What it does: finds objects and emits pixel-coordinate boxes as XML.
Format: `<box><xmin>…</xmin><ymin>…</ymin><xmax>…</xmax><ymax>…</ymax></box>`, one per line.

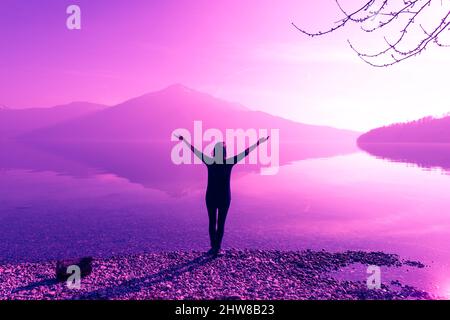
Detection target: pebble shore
<box><xmin>0</xmin><ymin>249</ymin><xmax>433</xmax><ymax>300</ymax></box>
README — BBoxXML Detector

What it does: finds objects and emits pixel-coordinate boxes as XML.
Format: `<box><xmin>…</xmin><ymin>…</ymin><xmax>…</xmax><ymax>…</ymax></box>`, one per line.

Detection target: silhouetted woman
<box><xmin>176</xmin><ymin>135</ymin><xmax>269</xmax><ymax>256</ymax></box>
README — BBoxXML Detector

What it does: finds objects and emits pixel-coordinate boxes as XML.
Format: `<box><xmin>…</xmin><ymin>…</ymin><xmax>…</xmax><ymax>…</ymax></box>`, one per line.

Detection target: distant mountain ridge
<box><xmin>358</xmin><ymin>116</ymin><xmax>450</xmax><ymax>144</ymax></box>
<box><xmin>19</xmin><ymin>84</ymin><xmax>358</xmax><ymax>143</ymax></box>
<box><xmin>0</xmin><ymin>102</ymin><xmax>107</xmax><ymax>139</ymax></box>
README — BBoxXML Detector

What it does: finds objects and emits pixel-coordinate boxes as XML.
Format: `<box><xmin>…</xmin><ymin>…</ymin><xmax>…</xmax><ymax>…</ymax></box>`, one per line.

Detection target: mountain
<box><xmin>0</xmin><ymin>102</ymin><xmax>108</xmax><ymax>139</ymax></box>
<box><xmin>21</xmin><ymin>84</ymin><xmax>358</xmax><ymax>143</ymax></box>
<box><xmin>358</xmin><ymin>116</ymin><xmax>450</xmax><ymax>144</ymax></box>
<box><xmin>357</xmin><ymin>115</ymin><xmax>450</xmax><ymax>173</ymax></box>
<box><xmin>3</xmin><ymin>85</ymin><xmax>360</xmax><ymax>193</ymax></box>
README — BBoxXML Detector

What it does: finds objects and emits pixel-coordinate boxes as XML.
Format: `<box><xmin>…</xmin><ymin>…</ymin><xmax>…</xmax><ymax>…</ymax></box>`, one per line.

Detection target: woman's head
<box><xmin>213</xmin><ymin>142</ymin><xmax>227</xmax><ymax>161</ymax></box>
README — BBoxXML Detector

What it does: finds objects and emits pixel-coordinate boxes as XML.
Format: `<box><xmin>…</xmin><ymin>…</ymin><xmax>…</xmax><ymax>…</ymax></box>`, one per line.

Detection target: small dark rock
<box><xmin>56</xmin><ymin>257</ymin><xmax>93</xmax><ymax>282</ymax></box>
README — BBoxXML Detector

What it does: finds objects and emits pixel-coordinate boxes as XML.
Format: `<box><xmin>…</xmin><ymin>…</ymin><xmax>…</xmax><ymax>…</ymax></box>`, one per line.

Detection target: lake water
<box><xmin>1</xmin><ymin>140</ymin><xmax>450</xmax><ymax>297</ymax></box>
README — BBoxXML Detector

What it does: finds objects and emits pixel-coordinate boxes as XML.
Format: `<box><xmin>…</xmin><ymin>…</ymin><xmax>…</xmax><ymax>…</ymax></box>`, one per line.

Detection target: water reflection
<box><xmin>0</xmin><ymin>139</ymin><xmax>358</xmax><ymax>195</ymax></box>
<box><xmin>358</xmin><ymin>142</ymin><xmax>450</xmax><ymax>173</ymax></box>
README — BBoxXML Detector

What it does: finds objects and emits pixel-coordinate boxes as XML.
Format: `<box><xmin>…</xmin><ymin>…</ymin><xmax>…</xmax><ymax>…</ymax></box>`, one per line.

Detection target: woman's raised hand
<box><xmin>174</xmin><ymin>134</ymin><xmax>184</xmax><ymax>141</ymax></box>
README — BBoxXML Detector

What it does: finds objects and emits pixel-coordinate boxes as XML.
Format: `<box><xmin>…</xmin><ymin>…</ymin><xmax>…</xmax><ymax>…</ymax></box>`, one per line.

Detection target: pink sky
<box><xmin>0</xmin><ymin>0</ymin><xmax>449</xmax><ymax>131</ymax></box>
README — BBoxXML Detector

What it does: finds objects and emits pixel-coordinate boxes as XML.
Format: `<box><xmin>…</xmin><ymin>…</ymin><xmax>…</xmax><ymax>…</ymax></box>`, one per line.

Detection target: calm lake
<box><xmin>1</xmin><ymin>140</ymin><xmax>450</xmax><ymax>297</ymax></box>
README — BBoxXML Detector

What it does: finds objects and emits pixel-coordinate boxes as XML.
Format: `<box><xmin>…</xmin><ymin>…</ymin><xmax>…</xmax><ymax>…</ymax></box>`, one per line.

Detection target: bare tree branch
<box><xmin>293</xmin><ymin>0</ymin><xmax>450</xmax><ymax>67</ymax></box>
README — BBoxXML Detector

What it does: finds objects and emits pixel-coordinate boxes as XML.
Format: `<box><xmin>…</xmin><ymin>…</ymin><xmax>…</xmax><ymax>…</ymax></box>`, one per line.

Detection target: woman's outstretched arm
<box><xmin>228</xmin><ymin>136</ymin><xmax>269</xmax><ymax>164</ymax></box>
<box><xmin>174</xmin><ymin>135</ymin><xmax>213</xmax><ymax>164</ymax></box>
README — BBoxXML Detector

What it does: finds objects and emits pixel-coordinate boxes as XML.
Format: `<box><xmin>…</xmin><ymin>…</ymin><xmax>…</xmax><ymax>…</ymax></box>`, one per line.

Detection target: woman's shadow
<box><xmin>76</xmin><ymin>253</ymin><xmax>215</xmax><ymax>299</ymax></box>
<box><xmin>12</xmin><ymin>253</ymin><xmax>215</xmax><ymax>299</ymax></box>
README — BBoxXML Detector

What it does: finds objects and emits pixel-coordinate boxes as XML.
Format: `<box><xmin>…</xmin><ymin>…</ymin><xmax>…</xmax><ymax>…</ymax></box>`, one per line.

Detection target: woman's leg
<box><xmin>207</xmin><ymin>204</ymin><xmax>217</xmax><ymax>249</ymax></box>
<box><xmin>215</xmin><ymin>203</ymin><xmax>230</xmax><ymax>250</ymax></box>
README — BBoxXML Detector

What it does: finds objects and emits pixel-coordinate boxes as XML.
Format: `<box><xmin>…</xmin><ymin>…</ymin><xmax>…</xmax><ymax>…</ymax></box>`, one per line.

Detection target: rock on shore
<box><xmin>0</xmin><ymin>249</ymin><xmax>433</xmax><ymax>300</ymax></box>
